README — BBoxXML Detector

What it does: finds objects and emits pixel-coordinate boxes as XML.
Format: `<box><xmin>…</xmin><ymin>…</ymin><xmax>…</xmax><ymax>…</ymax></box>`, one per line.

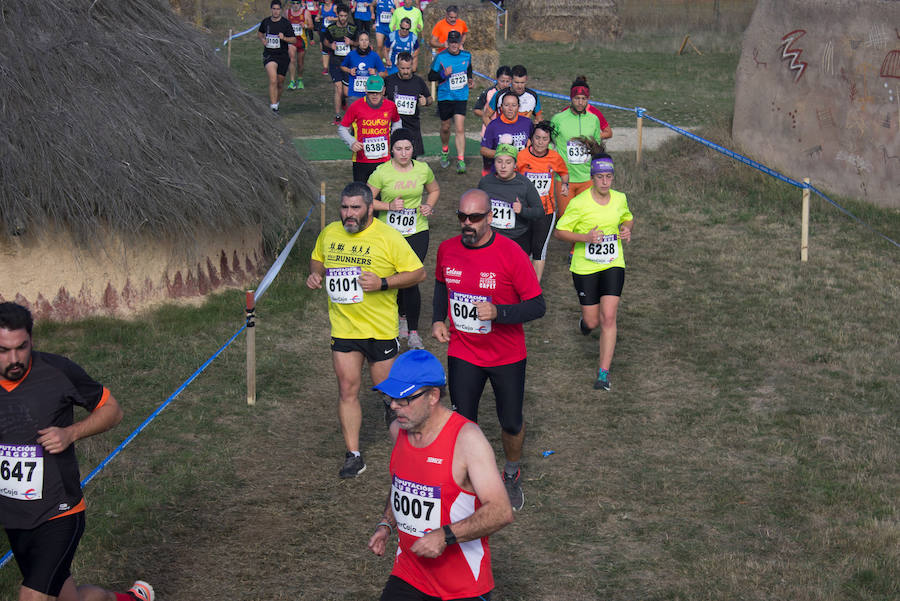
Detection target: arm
<box><xmin>493</xmin><ymin>294</ymin><xmax>545</xmax><ymax>325</ymax></box>
<box><xmin>369</xmin><ymin>185</ymin><xmax>392</xmax><ymax>211</ymax></box>
<box><xmin>359</xmin><ymin>266</ymin><xmax>425</xmax><ymax>292</ymax></box>
<box><xmin>429</xmin><ymin>34</ymin><xmax>442</xmax><ymax>50</ymax></box>
<box><xmin>480</xmin><ymin>144</ymin><xmax>495</xmax><ymax>159</ymax></box>
<box><xmin>338</xmin><ymin>124</ymin><xmax>361</xmax><ymax>152</ymax></box>
<box><xmin>418</xmin><ymin>179</ymin><xmax>439</xmax><ymax>217</ymax></box>
<box><xmin>37</xmin><ymin>394</ymin><xmax>123</xmax><ymax>454</ymax></box>
<box><xmin>306</xmin><ymin>258</ymin><xmax>326</xmax><ymax>288</ymax></box>
<box><xmin>518</xmin><ymin>183</ymin><xmax>545</xmax><ymax>220</ymax></box>
<box><xmin>431</xmin><ymin>279</ymin><xmax>450</xmax><ymax>343</ymax></box>
<box><xmin>619</xmin><ymin>219</ymin><xmax>634</xmax><ymax>242</ymax></box>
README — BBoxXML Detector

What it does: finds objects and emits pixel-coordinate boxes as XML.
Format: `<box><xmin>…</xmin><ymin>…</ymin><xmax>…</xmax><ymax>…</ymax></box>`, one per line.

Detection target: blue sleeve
<box><xmin>342</xmin><ymin>53</ymin><xmax>353</xmax><ymax>68</ymax></box>
<box><xmin>534</xmin><ymin>94</ymin><xmax>542</xmax><ymax>112</ymax></box>
<box><xmin>373</xmin><ymin>54</ymin><xmax>385</xmax><ymax>71</ymax></box>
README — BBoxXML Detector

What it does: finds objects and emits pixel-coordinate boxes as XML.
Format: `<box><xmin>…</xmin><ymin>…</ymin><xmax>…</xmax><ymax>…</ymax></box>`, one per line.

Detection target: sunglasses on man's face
<box><xmin>457</xmin><ymin>211</ymin><xmax>490</xmax><ymax>223</ymax></box>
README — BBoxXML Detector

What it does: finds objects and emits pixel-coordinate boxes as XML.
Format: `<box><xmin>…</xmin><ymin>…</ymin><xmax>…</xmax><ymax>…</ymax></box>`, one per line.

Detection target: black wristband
<box><xmin>442</xmin><ymin>524</ymin><xmax>457</xmax><ymax>546</ymax></box>
<box><xmin>380</xmin><ymin>277</ymin><xmax>389</xmax><ymax>291</ymax></box>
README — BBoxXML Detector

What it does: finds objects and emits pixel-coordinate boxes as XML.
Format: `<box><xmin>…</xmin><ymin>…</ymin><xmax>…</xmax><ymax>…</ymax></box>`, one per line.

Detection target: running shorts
<box><xmin>331</xmin><ymin>337</ymin><xmax>400</xmax><ymax>362</ymax></box>
<box><xmin>448</xmin><ymin>356</ymin><xmax>525</xmax><ymax>435</ymax></box>
<box><xmin>437</xmin><ymin>100</ymin><xmax>468</xmax><ymax>121</ymax></box>
<box><xmin>264</xmin><ymin>54</ymin><xmax>291</xmax><ymax>77</ymax></box>
<box><xmin>6</xmin><ymin>512</ymin><xmax>85</xmax><ymax>597</ymax></box>
<box><xmin>380</xmin><ymin>575</ymin><xmax>492</xmax><ymax>601</ymax></box>
<box><xmin>572</xmin><ymin>266</ymin><xmax>625</xmax><ymax>305</ymax></box>
<box><xmin>530</xmin><ymin>212</ymin><xmax>556</xmax><ymax>261</ymax></box>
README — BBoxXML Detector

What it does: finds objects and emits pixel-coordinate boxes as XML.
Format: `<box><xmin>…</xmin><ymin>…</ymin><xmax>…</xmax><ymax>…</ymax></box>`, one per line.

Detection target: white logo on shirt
<box><xmin>426</xmin><ymin>457</ymin><xmax>443</xmax><ymax>464</ymax></box>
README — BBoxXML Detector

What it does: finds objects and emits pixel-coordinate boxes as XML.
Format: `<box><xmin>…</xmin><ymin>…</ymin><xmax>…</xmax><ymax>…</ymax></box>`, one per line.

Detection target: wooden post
<box><xmin>503</xmin><ymin>11</ymin><xmax>508</xmax><ymax>41</ymax></box>
<box><xmin>319</xmin><ymin>181</ymin><xmax>327</xmax><ymax>232</ymax></box>
<box><xmin>635</xmin><ymin>113</ymin><xmax>643</xmax><ymax>165</ymax></box>
<box><xmin>246</xmin><ymin>290</ymin><xmax>257</xmax><ymax>405</ymax></box>
<box><xmin>678</xmin><ymin>35</ymin><xmax>690</xmax><ymax>55</ymax></box>
<box><xmin>801</xmin><ymin>177</ymin><xmax>810</xmax><ymax>262</ymax></box>
<box><xmin>227</xmin><ymin>28</ymin><xmax>233</xmax><ymax>68</ymax></box>
<box><xmin>430</xmin><ymin>80</ymin><xmax>437</xmax><ymax>102</ymax></box>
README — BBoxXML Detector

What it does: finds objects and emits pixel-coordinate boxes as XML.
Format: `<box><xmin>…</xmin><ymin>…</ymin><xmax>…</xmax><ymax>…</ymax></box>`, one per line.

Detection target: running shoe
<box><xmin>456</xmin><ymin>159</ymin><xmax>466</xmax><ymax>174</ymax></box>
<box><xmin>440</xmin><ymin>149</ymin><xmax>450</xmax><ymax>168</ymax></box>
<box><xmin>398</xmin><ymin>316</ymin><xmax>409</xmax><ymax>339</ymax></box>
<box><xmin>339</xmin><ymin>452</ymin><xmax>366</xmax><ymax>478</ymax></box>
<box><xmin>332</xmin><ymin>114</ymin><xmax>342</xmax><ymax>125</ymax></box>
<box><xmin>288</xmin><ymin>79</ymin><xmax>297</xmax><ymax>90</ymax></box>
<box><xmin>296</xmin><ymin>77</ymin><xmax>305</xmax><ymax>89</ymax></box>
<box><xmin>503</xmin><ymin>469</ymin><xmax>524</xmax><ymax>511</ymax></box>
<box><xmin>322</xmin><ymin>68</ymin><xmax>328</xmax><ymax>75</ymax></box>
<box><xmin>579</xmin><ymin>317</ymin><xmax>591</xmax><ymax>336</ymax></box>
<box><xmin>272</xmin><ymin>106</ymin><xmax>279</xmax><ymax>114</ymax></box>
<box><xmin>594</xmin><ymin>369</ymin><xmax>611</xmax><ymax>391</ymax></box>
<box><xmin>407</xmin><ymin>331</ymin><xmax>424</xmax><ymax>349</ymax></box>
<box><xmin>127</xmin><ymin>581</ymin><xmax>155</xmax><ymax>601</ymax></box>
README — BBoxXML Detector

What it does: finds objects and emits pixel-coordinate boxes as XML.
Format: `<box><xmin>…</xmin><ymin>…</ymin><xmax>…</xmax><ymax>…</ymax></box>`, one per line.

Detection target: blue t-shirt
<box><xmin>354</xmin><ymin>0</ymin><xmax>372</xmax><ymax>21</ymax></box>
<box><xmin>375</xmin><ymin>0</ymin><xmax>394</xmax><ymax>32</ymax></box>
<box><xmin>342</xmin><ymin>49</ymin><xmax>385</xmax><ymax>97</ymax></box>
<box><xmin>320</xmin><ymin>4</ymin><xmax>337</xmax><ymax>31</ymax></box>
<box><xmin>430</xmin><ymin>49</ymin><xmax>472</xmax><ymax>102</ymax></box>
<box><xmin>384</xmin><ymin>30</ymin><xmax>419</xmax><ymax>74</ymax></box>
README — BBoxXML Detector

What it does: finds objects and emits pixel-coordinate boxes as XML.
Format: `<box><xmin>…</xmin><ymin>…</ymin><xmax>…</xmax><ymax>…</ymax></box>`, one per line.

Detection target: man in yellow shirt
<box><xmin>308</xmin><ymin>181</ymin><xmax>426</xmax><ymax>478</ymax></box>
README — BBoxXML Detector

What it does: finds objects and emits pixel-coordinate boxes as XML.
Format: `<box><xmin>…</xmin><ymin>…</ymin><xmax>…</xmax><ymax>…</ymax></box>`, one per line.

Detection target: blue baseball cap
<box><xmin>372</xmin><ymin>350</ymin><xmax>446</xmax><ymax>397</ymax></box>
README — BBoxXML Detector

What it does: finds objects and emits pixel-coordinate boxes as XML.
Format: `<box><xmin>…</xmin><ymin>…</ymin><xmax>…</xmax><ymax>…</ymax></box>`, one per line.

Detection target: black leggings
<box><xmin>448</xmin><ymin>356</ymin><xmax>526</xmax><ymax>435</ymax></box>
<box><xmin>399</xmin><ymin>229</ymin><xmax>429</xmax><ymax>331</ymax></box>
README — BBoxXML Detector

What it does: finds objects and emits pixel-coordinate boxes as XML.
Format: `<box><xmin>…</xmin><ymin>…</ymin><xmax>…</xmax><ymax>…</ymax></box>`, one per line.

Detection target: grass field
<box><xmin>2</xmin><ymin>2</ymin><xmax>899</xmax><ymax>600</ymax></box>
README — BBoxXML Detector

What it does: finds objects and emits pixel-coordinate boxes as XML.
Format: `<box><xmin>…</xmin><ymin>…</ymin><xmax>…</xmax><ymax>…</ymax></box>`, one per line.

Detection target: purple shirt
<box><xmin>481</xmin><ymin>115</ymin><xmax>533</xmax><ymax>172</ymax></box>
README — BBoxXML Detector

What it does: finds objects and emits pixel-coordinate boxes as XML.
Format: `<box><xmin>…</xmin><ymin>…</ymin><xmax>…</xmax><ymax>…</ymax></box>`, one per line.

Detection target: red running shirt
<box><xmin>340</xmin><ymin>97</ymin><xmax>400</xmax><ymax>163</ymax></box>
<box><xmin>390</xmin><ymin>412</ymin><xmax>493</xmax><ymax>599</ymax></box>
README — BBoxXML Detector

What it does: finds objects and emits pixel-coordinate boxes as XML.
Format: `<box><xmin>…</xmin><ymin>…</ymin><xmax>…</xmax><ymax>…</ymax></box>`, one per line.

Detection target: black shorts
<box><xmin>6</xmin><ymin>512</ymin><xmax>85</xmax><ymax>597</ymax></box>
<box><xmin>264</xmin><ymin>54</ymin><xmax>290</xmax><ymax>76</ymax></box>
<box><xmin>331</xmin><ymin>337</ymin><xmax>400</xmax><ymax>362</ymax></box>
<box><xmin>502</xmin><ymin>230</ymin><xmax>532</xmax><ymax>258</ymax></box>
<box><xmin>437</xmin><ymin>100</ymin><xmax>468</xmax><ymax>121</ymax></box>
<box><xmin>353</xmin><ymin>161</ymin><xmax>381</xmax><ymax>184</ymax></box>
<box><xmin>572</xmin><ymin>267</ymin><xmax>625</xmax><ymax>305</ymax></box>
<box><xmin>329</xmin><ymin>60</ymin><xmax>344</xmax><ymax>83</ymax></box>
<box><xmin>380</xmin><ymin>575</ymin><xmax>492</xmax><ymax>601</ymax></box>
<box><xmin>448</xmin><ymin>356</ymin><xmax>526</xmax><ymax>435</ymax></box>
<box><xmin>530</xmin><ymin>212</ymin><xmax>556</xmax><ymax>261</ymax></box>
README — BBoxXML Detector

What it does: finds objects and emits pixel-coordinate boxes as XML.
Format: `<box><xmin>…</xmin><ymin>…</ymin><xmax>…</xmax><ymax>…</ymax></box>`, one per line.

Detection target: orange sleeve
<box><xmin>93</xmin><ymin>387</ymin><xmax>111</xmax><ymax>411</ymax></box>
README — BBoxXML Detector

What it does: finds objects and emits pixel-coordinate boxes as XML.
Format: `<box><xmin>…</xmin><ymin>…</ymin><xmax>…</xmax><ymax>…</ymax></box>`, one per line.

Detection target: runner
<box><xmin>473</xmin><ymin>65</ymin><xmax>511</xmax><ymax>136</ymax></box>
<box><xmin>427</xmin><ymin>30</ymin><xmax>472</xmax><ymax>174</ymax></box>
<box><xmin>368</xmin><ymin>128</ymin><xmax>440</xmax><ymax>350</ymax></box>
<box><xmin>382</xmin><ymin>17</ymin><xmax>420</xmax><ymax>74</ymax></box>
<box><xmin>564</xmin><ymin>75</ymin><xmax>613</xmax><ymax>141</ymax></box>
<box><xmin>257</xmin><ymin>0</ymin><xmax>297</xmax><ymax>113</ymax></box>
<box><xmin>477</xmin><ymin>144</ymin><xmax>543</xmax><ymax>257</ymax></box>
<box><xmin>307</xmin><ymin>182</ymin><xmax>426</xmax><ymax>478</ymax></box>
<box><xmin>480</xmin><ymin>92</ymin><xmax>532</xmax><ymax>175</ymax></box>
<box><xmin>324</xmin><ymin>3</ymin><xmax>359</xmax><ymax>124</ymax></box>
<box><xmin>367</xmin><ymin>349</ymin><xmax>513</xmax><ymax>600</ymax></box>
<box><xmin>383</xmin><ymin>52</ymin><xmax>431</xmax><ymax>157</ymax></box>
<box><xmin>303</xmin><ymin>0</ymin><xmax>319</xmax><ymax>52</ymax></box>
<box><xmin>353</xmin><ymin>0</ymin><xmax>374</xmax><ymax>35</ymax></box>
<box><xmin>0</xmin><ymin>302</ymin><xmax>154</xmax><ymax>601</ymax></box>
<box><xmin>553</xmin><ymin>147</ymin><xmax>634</xmax><ymax>391</ymax></box>
<box><xmin>373</xmin><ymin>0</ymin><xmax>397</xmax><ymax>55</ymax></box>
<box><xmin>431</xmin><ymin>189</ymin><xmax>546</xmax><ymax>511</ymax></box>
<box><xmin>389</xmin><ymin>0</ymin><xmax>423</xmax><ymax>38</ymax></box>
<box><xmin>485</xmin><ymin>64</ymin><xmax>542</xmax><ymax>122</ymax></box>
<box><xmin>516</xmin><ymin>120</ymin><xmax>569</xmax><ymax>281</ymax></box>
<box><xmin>339</xmin><ymin>75</ymin><xmax>401</xmax><ymax>182</ymax></box>
<box><xmin>341</xmin><ymin>31</ymin><xmax>386</xmax><ymax>103</ymax></box>
<box><xmin>550</xmin><ymin>76</ymin><xmax>610</xmax><ymax>220</ymax></box>
<box><xmin>429</xmin><ymin>4</ymin><xmax>467</xmax><ymax>51</ymax></box>
<box><xmin>318</xmin><ymin>0</ymin><xmax>338</xmax><ymax>75</ymax></box>
<box><xmin>286</xmin><ymin>0</ymin><xmax>312</xmax><ymax>90</ymax></box>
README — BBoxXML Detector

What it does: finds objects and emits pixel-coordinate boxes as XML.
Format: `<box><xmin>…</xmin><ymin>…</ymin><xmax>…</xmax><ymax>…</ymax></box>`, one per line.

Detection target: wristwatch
<box><xmin>442</xmin><ymin>524</ymin><xmax>457</xmax><ymax>546</ymax></box>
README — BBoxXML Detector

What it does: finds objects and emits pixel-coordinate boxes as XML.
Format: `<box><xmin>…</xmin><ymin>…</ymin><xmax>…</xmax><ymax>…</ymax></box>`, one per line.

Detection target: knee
<box><xmin>599</xmin><ymin>311</ymin><xmax>617</xmax><ymax>329</ymax></box>
<box><xmin>499</xmin><ymin>410</ymin><xmax>523</xmax><ymax>435</ymax></box>
<box><xmin>583</xmin><ymin>314</ymin><xmax>601</xmax><ymax>330</ymax></box>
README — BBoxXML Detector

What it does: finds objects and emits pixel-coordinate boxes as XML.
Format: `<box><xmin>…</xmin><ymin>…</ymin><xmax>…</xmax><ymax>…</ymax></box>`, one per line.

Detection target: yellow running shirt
<box><xmin>555</xmin><ymin>188</ymin><xmax>633</xmax><ymax>275</ymax></box>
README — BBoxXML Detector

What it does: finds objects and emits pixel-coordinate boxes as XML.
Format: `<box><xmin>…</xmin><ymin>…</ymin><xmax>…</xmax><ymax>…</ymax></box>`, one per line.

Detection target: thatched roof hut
<box><xmin>510</xmin><ymin>0</ymin><xmax>620</xmax><ymax>42</ymax></box>
<box><xmin>0</xmin><ymin>0</ymin><xmax>318</xmax><ymax>319</ymax></box>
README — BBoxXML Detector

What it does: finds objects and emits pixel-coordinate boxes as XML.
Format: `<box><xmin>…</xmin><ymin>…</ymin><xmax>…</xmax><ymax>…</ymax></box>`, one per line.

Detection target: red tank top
<box><xmin>389</xmin><ymin>412</ymin><xmax>494</xmax><ymax>599</ymax></box>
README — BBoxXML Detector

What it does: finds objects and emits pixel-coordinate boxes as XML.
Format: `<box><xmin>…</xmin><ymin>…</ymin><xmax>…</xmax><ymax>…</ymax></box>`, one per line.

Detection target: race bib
<box><xmin>448</xmin><ymin>72</ymin><xmax>467</xmax><ymax>90</ymax></box>
<box><xmin>519</xmin><ymin>93</ymin><xmax>537</xmax><ymax>114</ymax></box>
<box><xmin>391</xmin><ymin>475</ymin><xmax>441</xmax><ymax>537</ymax></box>
<box><xmin>353</xmin><ymin>75</ymin><xmax>369</xmax><ymax>93</ymax></box>
<box><xmin>307</xmin><ymin>1</ymin><xmax>317</xmax><ymax>11</ymax></box>
<box><xmin>325</xmin><ymin>267</ymin><xmax>363</xmax><ymax>303</ymax></box>
<box><xmin>526</xmin><ymin>172</ymin><xmax>552</xmax><ymax>197</ymax></box>
<box><xmin>265</xmin><ymin>34</ymin><xmax>281</xmax><ymax>49</ymax></box>
<box><xmin>363</xmin><ymin>136</ymin><xmax>389</xmax><ymax>159</ymax></box>
<box><xmin>0</xmin><ymin>444</ymin><xmax>43</xmax><ymax>501</ymax></box>
<box><xmin>292</xmin><ymin>23</ymin><xmax>303</xmax><ymax>36</ymax></box>
<box><xmin>395</xmin><ymin>94</ymin><xmax>417</xmax><ymax>115</ymax></box>
<box><xmin>379</xmin><ymin>11</ymin><xmax>391</xmax><ymax>23</ymax></box>
<box><xmin>585</xmin><ymin>234</ymin><xmax>619</xmax><ymax>264</ymax></box>
<box><xmin>490</xmin><ymin>198</ymin><xmax>514</xmax><ymax>230</ymax></box>
<box><xmin>387</xmin><ymin>208</ymin><xmax>417</xmax><ymax>235</ymax></box>
<box><xmin>566</xmin><ymin>140</ymin><xmax>589</xmax><ymax>165</ymax></box>
<box><xmin>334</xmin><ymin>41</ymin><xmax>349</xmax><ymax>56</ymax></box>
<box><xmin>449</xmin><ymin>291</ymin><xmax>491</xmax><ymax>334</ymax></box>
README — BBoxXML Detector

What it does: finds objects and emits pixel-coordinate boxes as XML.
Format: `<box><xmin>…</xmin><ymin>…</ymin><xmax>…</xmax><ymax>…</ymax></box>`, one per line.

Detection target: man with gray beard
<box><xmin>307</xmin><ymin>181</ymin><xmax>425</xmax><ymax>478</ymax></box>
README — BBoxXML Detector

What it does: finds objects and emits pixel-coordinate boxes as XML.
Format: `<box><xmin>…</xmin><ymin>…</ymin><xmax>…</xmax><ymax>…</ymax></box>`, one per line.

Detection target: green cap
<box><xmin>366</xmin><ymin>75</ymin><xmax>385</xmax><ymax>92</ymax></box>
<box><xmin>494</xmin><ymin>143</ymin><xmax>518</xmax><ymax>160</ymax></box>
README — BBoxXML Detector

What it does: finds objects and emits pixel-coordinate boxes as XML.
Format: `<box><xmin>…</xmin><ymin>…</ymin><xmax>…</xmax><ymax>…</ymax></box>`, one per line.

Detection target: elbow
<box><xmin>415</xmin><ymin>268</ymin><xmax>427</xmax><ymax>284</ymax></box>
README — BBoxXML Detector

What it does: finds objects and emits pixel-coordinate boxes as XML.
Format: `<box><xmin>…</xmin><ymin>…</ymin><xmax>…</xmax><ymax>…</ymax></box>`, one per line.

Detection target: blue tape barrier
<box><xmin>472</xmin><ymin>70</ymin><xmax>899</xmax><ymax>250</ymax></box>
<box><xmin>0</xmin><ymin>325</ymin><xmax>248</xmax><ymax>570</ymax></box>
<box><xmin>223</xmin><ymin>24</ymin><xmax>259</xmax><ymax>46</ymax></box>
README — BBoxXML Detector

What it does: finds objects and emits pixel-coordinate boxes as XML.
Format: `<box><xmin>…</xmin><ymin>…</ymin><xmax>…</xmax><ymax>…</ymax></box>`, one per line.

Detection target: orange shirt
<box><xmin>516</xmin><ymin>146</ymin><xmax>569</xmax><ymax>213</ymax></box>
<box><xmin>431</xmin><ymin>18</ymin><xmax>468</xmax><ymax>45</ymax></box>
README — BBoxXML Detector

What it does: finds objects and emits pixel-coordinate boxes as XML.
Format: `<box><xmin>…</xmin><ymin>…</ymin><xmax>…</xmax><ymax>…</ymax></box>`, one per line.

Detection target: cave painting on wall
<box><xmin>780</xmin><ymin>30</ymin><xmax>808</xmax><ymax>83</ymax></box>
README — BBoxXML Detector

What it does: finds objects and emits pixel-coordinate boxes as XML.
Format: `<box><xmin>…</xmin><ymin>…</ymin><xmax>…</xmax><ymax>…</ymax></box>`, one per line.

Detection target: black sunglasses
<box><xmin>381</xmin><ymin>388</ymin><xmax>429</xmax><ymax>408</ymax></box>
<box><xmin>457</xmin><ymin>211</ymin><xmax>490</xmax><ymax>223</ymax></box>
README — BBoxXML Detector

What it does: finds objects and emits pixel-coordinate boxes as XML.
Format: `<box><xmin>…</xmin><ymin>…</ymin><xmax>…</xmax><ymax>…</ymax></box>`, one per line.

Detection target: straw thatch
<box><xmin>511</xmin><ymin>0</ymin><xmax>620</xmax><ymax>42</ymax></box>
<box><xmin>0</xmin><ymin>0</ymin><xmax>317</xmax><ymax>245</ymax></box>
<box><xmin>423</xmin><ymin>1</ymin><xmax>497</xmax><ymax>51</ymax></box>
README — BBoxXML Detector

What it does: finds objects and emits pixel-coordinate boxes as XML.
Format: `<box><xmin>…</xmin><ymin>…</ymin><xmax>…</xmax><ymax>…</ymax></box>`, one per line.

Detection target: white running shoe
<box><xmin>127</xmin><ymin>581</ymin><xmax>155</xmax><ymax>601</ymax></box>
<box><xmin>407</xmin><ymin>331</ymin><xmax>424</xmax><ymax>349</ymax></box>
<box><xmin>398</xmin><ymin>316</ymin><xmax>409</xmax><ymax>339</ymax></box>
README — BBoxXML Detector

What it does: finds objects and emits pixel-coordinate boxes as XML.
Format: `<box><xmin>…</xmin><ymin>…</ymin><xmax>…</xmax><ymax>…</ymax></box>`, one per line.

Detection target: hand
<box><xmin>512</xmin><ymin>198</ymin><xmax>522</xmax><ymax>214</ymax></box>
<box><xmin>278</xmin><ymin>32</ymin><xmax>285</xmax><ymax>40</ymax></box>
<box><xmin>358</xmin><ymin>270</ymin><xmax>383</xmax><ymax>292</ymax></box>
<box><xmin>37</xmin><ymin>427</ymin><xmax>74</xmax><ymax>454</ymax></box>
<box><xmin>619</xmin><ymin>224</ymin><xmax>632</xmax><ymax>243</ymax></box>
<box><xmin>384</xmin><ymin>59</ymin><xmax>392</xmax><ymax>68</ymax></box>
<box><xmin>432</xmin><ymin>321</ymin><xmax>450</xmax><ymax>343</ymax></box>
<box><xmin>409</xmin><ymin>529</ymin><xmax>446</xmax><ymax>559</ymax></box>
<box><xmin>418</xmin><ymin>95</ymin><xmax>426</xmax><ymax>106</ymax></box>
<box><xmin>586</xmin><ymin>226</ymin><xmax>602</xmax><ymax>244</ymax></box>
<box><xmin>389</xmin><ymin>198</ymin><xmax>405</xmax><ymax>211</ymax></box>
<box><xmin>343</xmin><ymin>36</ymin><xmax>352</xmax><ymax>45</ymax></box>
<box><xmin>419</xmin><ymin>203</ymin><xmax>433</xmax><ymax>217</ymax></box>
<box><xmin>350</xmin><ymin>67</ymin><xmax>357</xmax><ymax>75</ymax></box>
<box><xmin>306</xmin><ymin>272</ymin><xmax>323</xmax><ymax>289</ymax></box>
<box><xmin>560</xmin><ymin>182</ymin><xmax>569</xmax><ymax>197</ymax></box>
<box><xmin>474</xmin><ymin>301</ymin><xmax>497</xmax><ymax>321</ymax></box>
<box><xmin>350</xmin><ymin>141</ymin><xmax>363</xmax><ymax>152</ymax></box>
<box><xmin>368</xmin><ymin>67</ymin><xmax>377</xmax><ymax>75</ymax></box>
<box><xmin>443</xmin><ymin>65</ymin><xmax>453</xmax><ymax>77</ymax></box>
<box><xmin>367</xmin><ymin>526</ymin><xmax>390</xmax><ymax>556</ymax></box>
